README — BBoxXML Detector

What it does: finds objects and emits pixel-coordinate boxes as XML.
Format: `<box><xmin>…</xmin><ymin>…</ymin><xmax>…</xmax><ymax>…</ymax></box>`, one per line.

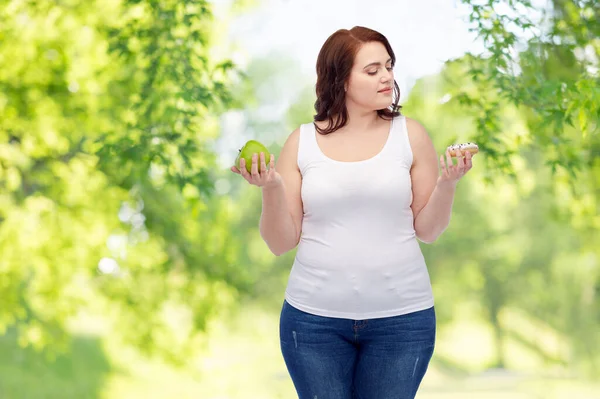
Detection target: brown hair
<box><xmin>313</xmin><ymin>26</ymin><xmax>402</xmax><ymax>135</ymax></box>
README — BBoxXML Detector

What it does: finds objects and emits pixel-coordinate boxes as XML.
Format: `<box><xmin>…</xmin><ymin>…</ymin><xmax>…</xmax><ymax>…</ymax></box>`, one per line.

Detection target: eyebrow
<box><xmin>363</xmin><ymin>58</ymin><xmax>393</xmax><ymax>69</ymax></box>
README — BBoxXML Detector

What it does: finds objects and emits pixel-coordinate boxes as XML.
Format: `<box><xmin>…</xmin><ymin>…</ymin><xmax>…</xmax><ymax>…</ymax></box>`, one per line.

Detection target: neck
<box><xmin>339</xmin><ymin>102</ymin><xmax>380</xmax><ymax>133</ymax></box>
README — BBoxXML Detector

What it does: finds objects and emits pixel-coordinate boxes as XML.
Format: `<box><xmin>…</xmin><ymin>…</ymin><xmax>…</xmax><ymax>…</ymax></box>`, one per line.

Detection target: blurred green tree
<box><xmin>0</xmin><ymin>0</ymin><xmax>254</xmax><ymax>364</ymax></box>
<box><xmin>437</xmin><ymin>0</ymin><xmax>600</xmax><ymax>376</ymax></box>
<box><xmin>457</xmin><ymin>0</ymin><xmax>598</xmax><ymax>182</ymax></box>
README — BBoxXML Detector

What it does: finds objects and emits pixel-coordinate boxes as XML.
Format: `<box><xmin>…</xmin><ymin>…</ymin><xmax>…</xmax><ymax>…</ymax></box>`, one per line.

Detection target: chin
<box><xmin>358</xmin><ymin>99</ymin><xmax>394</xmax><ymax>112</ymax></box>
<box><xmin>374</xmin><ymin>101</ymin><xmax>394</xmax><ymax>111</ymax></box>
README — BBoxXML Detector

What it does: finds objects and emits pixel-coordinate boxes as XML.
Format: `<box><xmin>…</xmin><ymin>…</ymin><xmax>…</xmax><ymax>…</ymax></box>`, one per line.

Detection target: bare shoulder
<box><xmin>404</xmin><ymin>116</ymin><xmax>435</xmax><ymax>165</ymax></box>
<box><xmin>405</xmin><ymin>117</ymin><xmax>431</xmax><ymax>144</ymax></box>
<box><xmin>277</xmin><ymin>126</ymin><xmax>301</xmax><ymax>171</ymax></box>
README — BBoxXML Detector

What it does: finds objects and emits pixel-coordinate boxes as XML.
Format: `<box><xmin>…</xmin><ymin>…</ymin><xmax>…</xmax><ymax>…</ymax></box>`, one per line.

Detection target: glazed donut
<box><xmin>447</xmin><ymin>142</ymin><xmax>479</xmax><ymax>157</ymax></box>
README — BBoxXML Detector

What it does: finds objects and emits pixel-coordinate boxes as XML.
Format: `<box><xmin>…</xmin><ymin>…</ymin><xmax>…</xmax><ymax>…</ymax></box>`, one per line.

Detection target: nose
<box><xmin>381</xmin><ymin>69</ymin><xmax>392</xmax><ymax>83</ymax></box>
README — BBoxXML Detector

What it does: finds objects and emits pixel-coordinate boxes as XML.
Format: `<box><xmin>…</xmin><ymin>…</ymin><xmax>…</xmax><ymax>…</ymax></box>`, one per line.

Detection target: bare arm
<box><xmin>407</xmin><ymin>118</ymin><xmax>459</xmax><ymax>244</ymax></box>
<box><xmin>259</xmin><ymin>128</ymin><xmax>304</xmax><ymax>256</ymax></box>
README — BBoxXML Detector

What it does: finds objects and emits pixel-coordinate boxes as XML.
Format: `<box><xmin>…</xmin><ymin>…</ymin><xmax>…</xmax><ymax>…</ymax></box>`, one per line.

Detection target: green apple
<box><xmin>235</xmin><ymin>140</ymin><xmax>271</xmax><ymax>173</ymax></box>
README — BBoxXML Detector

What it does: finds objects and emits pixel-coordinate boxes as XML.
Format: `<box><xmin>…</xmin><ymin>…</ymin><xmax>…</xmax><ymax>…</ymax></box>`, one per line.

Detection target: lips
<box><xmin>378</xmin><ymin>87</ymin><xmax>392</xmax><ymax>93</ymax></box>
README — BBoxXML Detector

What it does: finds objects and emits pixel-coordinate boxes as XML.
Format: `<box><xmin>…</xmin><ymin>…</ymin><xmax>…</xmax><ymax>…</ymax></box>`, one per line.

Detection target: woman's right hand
<box><xmin>230</xmin><ymin>152</ymin><xmax>282</xmax><ymax>189</ymax></box>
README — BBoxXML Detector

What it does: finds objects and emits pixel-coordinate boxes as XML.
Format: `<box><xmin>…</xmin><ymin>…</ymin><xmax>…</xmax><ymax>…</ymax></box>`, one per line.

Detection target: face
<box><xmin>345</xmin><ymin>41</ymin><xmax>395</xmax><ymax>111</ymax></box>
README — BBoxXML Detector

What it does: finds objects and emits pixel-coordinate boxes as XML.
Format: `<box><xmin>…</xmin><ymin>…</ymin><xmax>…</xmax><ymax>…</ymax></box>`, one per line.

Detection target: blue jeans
<box><xmin>279</xmin><ymin>300</ymin><xmax>436</xmax><ymax>399</ymax></box>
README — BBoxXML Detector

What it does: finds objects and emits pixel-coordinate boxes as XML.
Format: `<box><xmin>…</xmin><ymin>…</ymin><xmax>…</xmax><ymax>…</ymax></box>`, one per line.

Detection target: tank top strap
<box><xmin>297</xmin><ymin>122</ymin><xmax>320</xmax><ymax>174</ymax></box>
<box><xmin>385</xmin><ymin>115</ymin><xmax>413</xmax><ymax>168</ymax></box>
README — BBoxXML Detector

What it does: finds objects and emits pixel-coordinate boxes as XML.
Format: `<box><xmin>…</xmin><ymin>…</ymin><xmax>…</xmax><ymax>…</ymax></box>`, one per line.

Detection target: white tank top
<box><xmin>284</xmin><ymin>115</ymin><xmax>435</xmax><ymax>320</ymax></box>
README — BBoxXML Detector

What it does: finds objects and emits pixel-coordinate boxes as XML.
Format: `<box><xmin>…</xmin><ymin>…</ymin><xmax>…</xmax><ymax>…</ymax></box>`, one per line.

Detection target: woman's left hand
<box><xmin>438</xmin><ymin>150</ymin><xmax>474</xmax><ymax>186</ymax></box>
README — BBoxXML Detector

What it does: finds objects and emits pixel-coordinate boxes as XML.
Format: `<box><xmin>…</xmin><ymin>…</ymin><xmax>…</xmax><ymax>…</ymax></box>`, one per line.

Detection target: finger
<box><xmin>260</xmin><ymin>152</ymin><xmax>267</xmax><ymax>174</ymax></box>
<box><xmin>440</xmin><ymin>154</ymin><xmax>447</xmax><ymax>176</ymax></box>
<box><xmin>270</xmin><ymin>154</ymin><xmax>275</xmax><ymax>172</ymax></box>
<box><xmin>446</xmin><ymin>150</ymin><xmax>454</xmax><ymax>170</ymax></box>
<box><xmin>250</xmin><ymin>153</ymin><xmax>260</xmax><ymax>179</ymax></box>
<box><xmin>231</xmin><ymin>166</ymin><xmax>240</xmax><ymax>174</ymax></box>
<box><xmin>457</xmin><ymin>151</ymin><xmax>465</xmax><ymax>173</ymax></box>
<box><xmin>465</xmin><ymin>151</ymin><xmax>473</xmax><ymax>170</ymax></box>
<box><xmin>239</xmin><ymin>158</ymin><xmax>250</xmax><ymax>179</ymax></box>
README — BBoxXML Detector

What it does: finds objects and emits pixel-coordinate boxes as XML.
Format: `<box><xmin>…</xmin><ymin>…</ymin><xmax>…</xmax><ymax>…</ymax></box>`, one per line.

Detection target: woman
<box><xmin>231</xmin><ymin>26</ymin><xmax>474</xmax><ymax>399</ymax></box>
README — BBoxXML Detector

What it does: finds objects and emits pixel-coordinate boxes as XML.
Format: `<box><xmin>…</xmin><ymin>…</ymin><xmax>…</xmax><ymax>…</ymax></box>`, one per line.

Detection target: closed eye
<box><xmin>367</xmin><ymin>66</ymin><xmax>394</xmax><ymax>76</ymax></box>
